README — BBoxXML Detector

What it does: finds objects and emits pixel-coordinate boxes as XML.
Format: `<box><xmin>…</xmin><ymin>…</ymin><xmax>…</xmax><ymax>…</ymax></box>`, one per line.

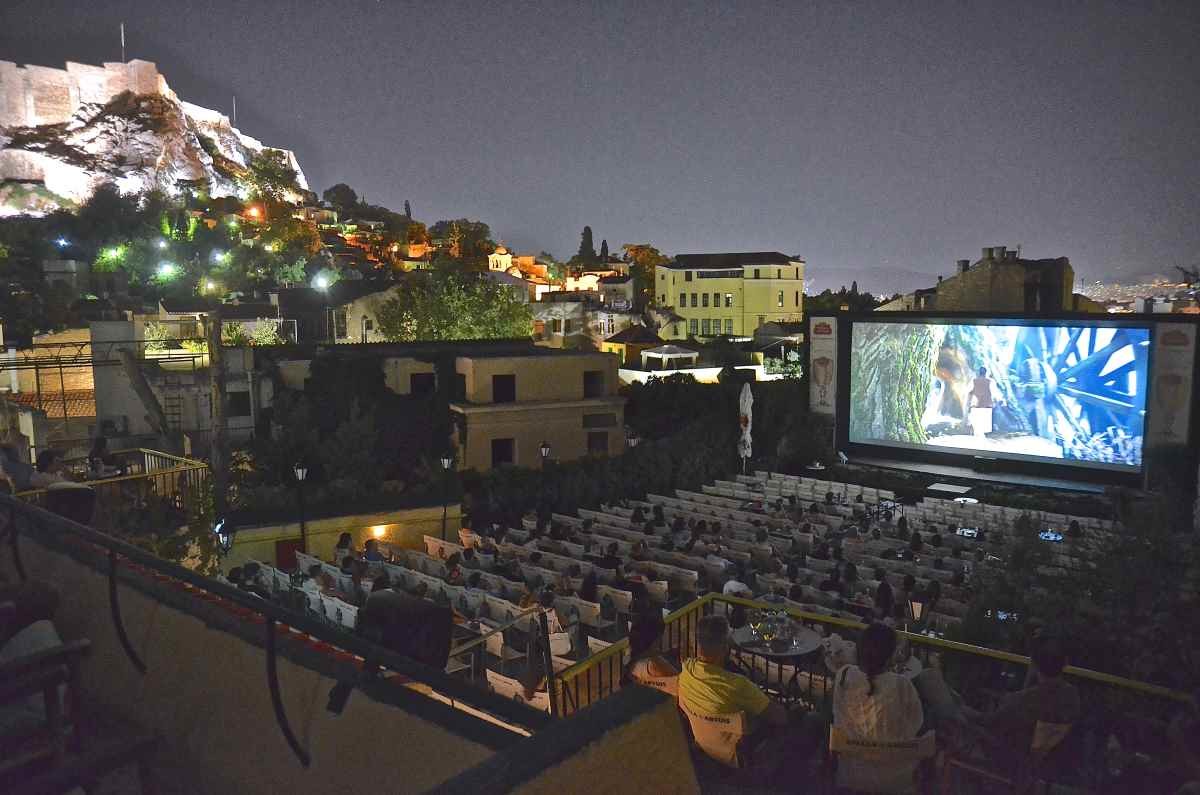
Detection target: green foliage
<box><xmin>144</xmin><ymin>321</ymin><xmax>172</xmax><ymax>352</ymax></box>
<box><xmin>322</xmin><ymin>183</ymin><xmax>358</xmax><ymax>213</ymax></box>
<box><xmin>622</xmin><ymin>244</ymin><xmax>668</xmax><ymax>308</ymax></box>
<box><xmin>575</xmin><ymin>225</ymin><xmax>597</xmax><ymax>266</ymax></box>
<box><xmin>765</xmin><ymin>347</ymin><xmax>805</xmax><ymax>379</ymax></box>
<box><xmin>805</xmin><ymin>286</ymin><xmax>888</xmax><ymax>313</ymax></box>
<box><xmin>242</xmin><ymin>150</ymin><xmax>299</xmax><ymax>204</ymax></box>
<box><xmin>375</xmin><ymin>271</ymin><xmax>532</xmax><ymax>342</ymax></box>
<box><xmin>428</xmin><ymin>219</ymin><xmax>494</xmax><ymax>267</ymax></box>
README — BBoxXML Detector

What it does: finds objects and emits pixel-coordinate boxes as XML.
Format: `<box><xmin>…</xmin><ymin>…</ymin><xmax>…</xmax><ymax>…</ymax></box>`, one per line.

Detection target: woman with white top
<box><xmin>832</xmin><ymin>622</ymin><xmax>924</xmax><ymax>741</ymax></box>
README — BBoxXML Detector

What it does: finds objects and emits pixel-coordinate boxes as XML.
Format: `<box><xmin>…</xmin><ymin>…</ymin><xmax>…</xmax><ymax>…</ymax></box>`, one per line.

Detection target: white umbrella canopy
<box><xmin>738</xmin><ymin>383</ymin><xmax>753</xmax><ymax>467</ymax></box>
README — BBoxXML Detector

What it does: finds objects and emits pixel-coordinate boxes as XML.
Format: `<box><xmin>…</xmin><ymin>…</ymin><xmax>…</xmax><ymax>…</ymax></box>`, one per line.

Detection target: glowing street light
<box><xmin>247</xmin><ymin>206</ymin><xmax>261</xmax><ymax>219</ymax></box>
<box><xmin>157</xmin><ymin>262</ymin><xmax>177</xmax><ymax>279</ymax></box>
<box><xmin>157</xmin><ymin>239</ymin><xmax>168</xmax><ymax>250</ymax></box>
<box><xmin>211</xmin><ymin>250</ymin><xmax>228</xmax><ymax>263</ymax></box>
<box><xmin>204</xmin><ymin>280</ymin><xmax>216</xmax><ymax>291</ymax></box>
<box><xmin>54</xmin><ymin>237</ymin><xmax>69</xmax><ymax>248</ymax></box>
<box><xmin>315</xmin><ymin>275</ymin><xmax>329</xmax><ymax>290</ymax></box>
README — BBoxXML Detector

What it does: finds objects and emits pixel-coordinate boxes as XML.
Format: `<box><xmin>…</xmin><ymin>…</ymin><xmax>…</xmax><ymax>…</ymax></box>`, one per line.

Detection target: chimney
<box><xmin>1005</xmin><ymin>249</ymin><xmax>1018</xmax><ymax>261</ymax></box>
<box><xmin>957</xmin><ymin>259</ymin><xmax>971</xmax><ymax>273</ymax></box>
<box><xmin>982</xmin><ymin>247</ymin><xmax>992</xmax><ymax>260</ymax></box>
<box><xmin>991</xmin><ymin>246</ymin><xmax>1006</xmax><ymax>260</ymax></box>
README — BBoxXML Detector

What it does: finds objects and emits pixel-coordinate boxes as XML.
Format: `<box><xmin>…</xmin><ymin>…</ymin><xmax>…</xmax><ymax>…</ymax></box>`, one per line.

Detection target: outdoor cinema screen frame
<box><xmin>841</xmin><ymin>315</ymin><xmax>1155</xmax><ymax>475</ymax></box>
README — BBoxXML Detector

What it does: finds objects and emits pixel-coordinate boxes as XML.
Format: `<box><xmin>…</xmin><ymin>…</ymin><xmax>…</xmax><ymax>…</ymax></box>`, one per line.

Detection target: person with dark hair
<box><xmin>788</xmin><ymin>582</ymin><xmax>806</xmax><ymax>602</ymax></box>
<box><xmin>578</xmin><ymin>570</ymin><xmax>598</xmax><ymax>603</ymax></box>
<box><xmin>909</xmin><ymin>531</ymin><xmax>924</xmax><ymax>553</ymax></box>
<box><xmin>722</xmin><ymin>564</ymin><xmax>752</xmax><ymax>599</ymax></box>
<box><xmin>333</xmin><ymin>533</ymin><xmax>355</xmax><ymax>564</ymax></box>
<box><xmin>363</xmin><ymin>538</ymin><xmax>386</xmax><ymax>562</ymax></box>
<box><xmin>597</xmin><ymin>542</ymin><xmax>622</xmax><ymax>570</ymax></box>
<box><xmin>833</xmin><ymin>622</ymin><xmax>923</xmax><ymax>741</ymax></box>
<box><xmin>642</xmin><ymin>520</ymin><xmax>657</xmax><ymax>536</ymax></box>
<box><xmin>825</xmin><ymin>490</ymin><xmax>835</xmax><ymax>505</ymax></box>
<box><xmin>874</xmin><ymin>576</ymin><xmax>895</xmax><ymax>622</ymax></box>
<box><xmin>1066</xmin><ymin>519</ymin><xmax>1082</xmax><ymax>538</ymax></box>
<box><xmin>965</xmin><ymin>634</ymin><xmax>1080</xmax><ymax>759</ymax></box>
<box><xmin>631</xmin><ymin>506</ymin><xmax>646</xmax><ymax>525</ymax></box>
<box><xmin>625</xmin><ymin>612</ymin><xmax>679</xmax><ymax>684</ymax></box>
<box><xmin>818</xmin><ymin>565</ymin><xmax>843</xmax><ymax>594</ymax></box>
<box><xmin>372</xmin><ymin>572</ymin><xmax>393</xmax><ymax>592</ymax></box>
<box><xmin>631</xmin><ymin>540</ymin><xmax>651</xmax><ymax>561</ymax></box>
<box><xmin>896</xmin><ymin>515</ymin><xmax>909</xmax><ymax>540</ymax></box>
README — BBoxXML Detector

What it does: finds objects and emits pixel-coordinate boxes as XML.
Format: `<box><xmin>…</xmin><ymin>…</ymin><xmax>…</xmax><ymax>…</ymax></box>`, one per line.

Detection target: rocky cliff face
<box><xmin>1</xmin><ymin>75</ymin><xmax>307</xmax><ymax>216</ymax></box>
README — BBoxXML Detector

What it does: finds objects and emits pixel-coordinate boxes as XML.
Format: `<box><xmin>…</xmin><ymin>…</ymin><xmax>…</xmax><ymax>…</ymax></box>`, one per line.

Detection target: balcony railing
<box><xmin>551</xmin><ymin>593</ymin><xmax>1191</xmax><ymax>783</ymax></box>
<box><xmin>17</xmin><ymin>448</ymin><xmax>210</xmax><ymax>534</ymax></box>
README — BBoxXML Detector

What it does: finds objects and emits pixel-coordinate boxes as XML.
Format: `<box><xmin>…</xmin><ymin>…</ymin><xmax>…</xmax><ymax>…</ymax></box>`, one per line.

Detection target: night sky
<box><xmin>2</xmin><ymin>1</ymin><xmax>1198</xmax><ymax>288</ymax></box>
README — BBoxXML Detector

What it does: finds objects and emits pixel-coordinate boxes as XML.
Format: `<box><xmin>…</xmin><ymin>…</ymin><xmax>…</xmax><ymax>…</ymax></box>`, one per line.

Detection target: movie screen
<box><xmin>848</xmin><ymin>321</ymin><xmax>1151</xmax><ymax>470</ymax></box>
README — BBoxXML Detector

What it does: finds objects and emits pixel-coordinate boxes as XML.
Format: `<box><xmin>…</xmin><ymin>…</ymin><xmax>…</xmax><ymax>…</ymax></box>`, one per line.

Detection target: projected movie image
<box><xmin>849</xmin><ymin>321</ymin><xmax>1151</xmax><ymax>469</ymax></box>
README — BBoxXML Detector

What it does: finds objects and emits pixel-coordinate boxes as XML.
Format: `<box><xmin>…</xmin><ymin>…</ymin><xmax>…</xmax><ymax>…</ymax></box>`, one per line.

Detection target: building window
<box><xmin>491</xmin><ymin>438</ymin><xmax>515</xmax><ymax>468</ymax></box>
<box><xmin>583</xmin><ymin>412</ymin><xmax>617</xmax><ymax>428</ymax></box>
<box><xmin>454</xmin><ymin>373</ymin><xmax>467</xmax><ymax>401</ymax></box>
<box><xmin>754</xmin><ymin>269</ymin><xmax>760</xmax><ymax>279</ymax></box>
<box><xmin>701</xmin><ymin>319</ymin><xmax>711</xmax><ymax>335</ymax></box>
<box><xmin>552</xmin><ymin>318</ymin><xmax>562</xmax><ymax>333</ymax></box>
<box><xmin>724</xmin><ymin>293</ymin><xmax>733</xmax><ymax>308</ymax></box>
<box><xmin>725</xmin><ymin>319</ymin><xmax>734</xmax><ymax>334</ymax></box>
<box><xmin>606</xmin><ymin>316</ymin><xmax>615</xmax><ymax>334</ymax></box>
<box><xmin>410</xmin><ymin>372</ymin><xmax>436</xmax><ymax>395</ymax></box>
<box><xmin>227</xmin><ymin>391</ymin><xmax>252</xmax><ymax>417</ymax></box>
<box><xmin>795</xmin><ymin>291</ymin><xmax>800</xmax><ymax>306</ymax></box>
<box><xmin>687</xmin><ymin>293</ymin><xmax>695</xmax><ymax>307</ymax></box>
<box><xmin>583</xmin><ymin>370</ymin><xmax>605</xmax><ymax>398</ymax></box>
<box><xmin>364</xmin><ymin>318</ymin><xmax>374</xmax><ymax>331</ymax></box>
<box><xmin>712</xmin><ymin>292</ymin><xmax>720</xmax><ymax>307</ymax></box>
<box><xmin>689</xmin><ymin>319</ymin><xmax>699</xmax><ymax>335</ymax></box>
<box><xmin>678</xmin><ymin>292</ymin><xmax>686</xmax><ymax>307</ymax></box>
<box><xmin>334</xmin><ymin>309</ymin><xmax>348</xmax><ymax>339</ymax></box>
<box><xmin>777</xmin><ymin>291</ymin><xmax>784</xmax><ymax>307</ymax></box>
<box><xmin>564</xmin><ymin>319</ymin><xmax>574</xmax><ymax>334</ymax></box>
<box><xmin>777</xmin><ymin>269</ymin><xmax>782</xmax><ymax>279</ymax></box>
<box><xmin>684</xmin><ymin>271</ymin><xmax>693</xmax><ymax>281</ymax></box>
<box><xmin>660</xmin><ymin>294</ymin><xmax>666</xmax><ymax>304</ymax></box>
<box><xmin>795</xmin><ymin>267</ymin><xmax>800</xmax><ymax>279</ymax></box>
<box><xmin>701</xmin><ymin>293</ymin><xmax>709</xmax><ymax>307</ymax></box>
<box><xmin>492</xmin><ymin>374</ymin><xmax>516</xmax><ymax>403</ymax></box>
<box><xmin>758</xmin><ymin>315</ymin><xmax>765</xmax><ymax>328</ymax></box>
<box><xmin>587</xmin><ymin>431</ymin><xmax>609</xmax><ymax>456</ymax></box>
<box><xmin>533</xmin><ymin>320</ymin><xmax>546</xmax><ymax>338</ymax></box>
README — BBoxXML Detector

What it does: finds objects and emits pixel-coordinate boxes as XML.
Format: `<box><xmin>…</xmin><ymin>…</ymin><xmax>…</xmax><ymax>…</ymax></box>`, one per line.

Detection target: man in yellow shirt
<box><xmin>680</xmin><ymin>614</ymin><xmax>788</xmax><ymax>728</ymax></box>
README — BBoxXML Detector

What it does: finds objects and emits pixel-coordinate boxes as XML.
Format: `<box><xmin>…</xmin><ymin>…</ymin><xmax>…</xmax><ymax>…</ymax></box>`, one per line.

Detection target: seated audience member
<box><xmin>339</xmin><ymin>555</ymin><xmax>357</xmax><ymax>576</ymax></box>
<box><xmin>964</xmin><ymin>634</ymin><xmax>1080</xmax><ymax>760</ymax></box>
<box><xmin>909</xmin><ymin>531</ymin><xmax>924</xmax><ymax>553</ymax></box>
<box><xmin>833</xmin><ymin>622</ymin><xmax>924</xmax><ymax>741</ymax></box>
<box><xmin>680</xmin><ymin>615</ymin><xmax>788</xmax><ymax>728</ymax></box>
<box><xmin>896</xmin><ymin>516</ymin><xmax>910</xmax><ymax>539</ymax></box>
<box><xmin>86</xmin><ymin>435</ymin><xmax>125</xmax><ymax>476</ymax></box>
<box><xmin>578</xmin><ymin>571</ymin><xmax>599</xmax><ymax>603</ymax></box>
<box><xmin>818</xmin><ymin>565</ymin><xmax>843</xmax><ymax>594</ymax></box>
<box><xmin>631</xmin><ymin>506</ymin><xmax>646</xmax><ymax>525</ymax></box>
<box><xmin>445</xmin><ymin>553</ymin><xmax>465</xmax><ymax>586</ymax></box>
<box><xmin>874</xmin><ymin>569</ymin><xmax>896</xmax><ymax>621</ymax></box>
<box><xmin>642</xmin><ymin>520</ymin><xmax>657</xmax><ymax>536</ymax></box>
<box><xmin>842</xmin><ymin>562</ymin><xmax>862</xmax><ymax>598</ymax></box>
<box><xmin>723</xmin><ymin>565</ymin><xmax>753</xmax><ymax>599</ymax></box>
<box><xmin>631</xmin><ymin>540</ymin><xmax>651</xmax><ymax>561</ymax></box>
<box><xmin>788</xmin><ymin>583</ymin><xmax>806</xmax><ymax>602</ymax></box>
<box><xmin>597</xmin><ymin>542</ymin><xmax>623</xmax><ymax>570</ymax></box>
<box><xmin>363</xmin><ymin>538</ymin><xmax>386</xmax><ymax>562</ymax></box>
<box><xmin>333</xmin><ymin>532</ymin><xmax>355</xmax><ymax>564</ymax></box>
<box><xmin>460</xmin><ymin>546</ymin><xmax>480</xmax><ymax>568</ymax></box>
<box><xmin>625</xmin><ymin>612</ymin><xmax>680</xmax><ymax>683</ymax></box>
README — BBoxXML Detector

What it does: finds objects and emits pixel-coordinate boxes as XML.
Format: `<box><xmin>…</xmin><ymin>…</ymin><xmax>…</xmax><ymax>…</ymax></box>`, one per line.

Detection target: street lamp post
<box><xmin>538</xmin><ymin>441</ymin><xmax>551</xmax><ymax>524</ymax></box>
<box><xmin>294</xmin><ymin>463</ymin><xmax>308</xmax><ymax>552</ymax></box>
<box><xmin>440</xmin><ymin>454</ymin><xmax>453</xmax><ymax>541</ymax></box>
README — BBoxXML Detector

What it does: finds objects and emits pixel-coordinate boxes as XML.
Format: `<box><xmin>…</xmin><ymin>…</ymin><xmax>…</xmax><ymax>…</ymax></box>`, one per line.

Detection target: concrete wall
<box><xmin>224</xmin><ymin>503</ymin><xmax>463</xmax><ymax>570</ymax></box>
<box><xmin>451</xmin><ymin>399</ymin><xmax>625</xmax><ymax>471</ymax></box>
<box><xmin>0</xmin><ymin>534</ymin><xmax>498</xmax><ymax>794</ymax></box>
<box><xmin>456</xmin><ymin>352</ymin><xmax>619</xmax><ymax>404</ymax></box>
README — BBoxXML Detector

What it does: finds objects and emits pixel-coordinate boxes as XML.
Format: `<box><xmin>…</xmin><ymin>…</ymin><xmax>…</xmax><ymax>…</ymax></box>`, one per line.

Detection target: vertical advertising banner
<box><xmin>1147</xmin><ymin>323</ymin><xmax>1197</xmax><ymax>447</ymax></box>
<box><xmin>809</xmin><ymin>316</ymin><xmax>837</xmax><ymax>416</ymax></box>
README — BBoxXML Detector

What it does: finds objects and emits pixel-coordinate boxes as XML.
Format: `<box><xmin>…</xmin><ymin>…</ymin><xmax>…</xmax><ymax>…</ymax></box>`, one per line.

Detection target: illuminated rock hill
<box><xmin>0</xmin><ymin>59</ymin><xmax>307</xmax><ymax>215</ymax></box>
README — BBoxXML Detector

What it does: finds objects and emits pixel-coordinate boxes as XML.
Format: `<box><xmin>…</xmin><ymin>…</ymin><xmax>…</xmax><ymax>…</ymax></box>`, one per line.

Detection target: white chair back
<box><xmin>485</xmin><ymin>669</ymin><xmax>550</xmax><ymax>713</ymax></box>
<box><xmin>679</xmin><ymin>699</ymin><xmax>749</xmax><ymax>768</ymax></box>
<box><xmin>829</xmin><ymin>726</ymin><xmax>935</xmax><ymax>794</ymax></box>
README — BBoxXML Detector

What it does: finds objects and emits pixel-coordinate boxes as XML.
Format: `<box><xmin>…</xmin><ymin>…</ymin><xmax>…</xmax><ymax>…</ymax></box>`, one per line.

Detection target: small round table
<box><xmin>731</xmin><ymin>623</ymin><xmax>824</xmax><ymax>705</ymax></box>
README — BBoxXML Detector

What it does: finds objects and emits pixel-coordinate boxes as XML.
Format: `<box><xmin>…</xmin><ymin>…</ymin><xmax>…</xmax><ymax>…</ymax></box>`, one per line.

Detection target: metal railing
<box><xmin>553</xmin><ymin>592</ymin><xmax>1191</xmax><ymax>721</ymax></box>
<box><xmin>0</xmin><ymin>494</ymin><xmax>551</xmax><ymax>764</ymax></box>
<box><xmin>16</xmin><ymin>449</ymin><xmax>210</xmax><ymax>534</ymax></box>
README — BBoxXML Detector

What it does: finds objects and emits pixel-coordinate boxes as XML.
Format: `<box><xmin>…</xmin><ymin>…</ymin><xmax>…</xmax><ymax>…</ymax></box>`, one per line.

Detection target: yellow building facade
<box><xmin>655</xmin><ymin>252</ymin><xmax>805</xmax><ymax>340</ymax></box>
<box><xmin>450</xmin><ymin>350</ymin><xmax>625</xmax><ymax>471</ymax></box>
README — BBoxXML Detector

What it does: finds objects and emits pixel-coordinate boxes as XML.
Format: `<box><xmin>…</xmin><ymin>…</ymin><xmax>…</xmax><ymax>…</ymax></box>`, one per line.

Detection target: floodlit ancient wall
<box><xmin>0</xmin><ymin>59</ymin><xmax>171</xmax><ymax>128</ymax></box>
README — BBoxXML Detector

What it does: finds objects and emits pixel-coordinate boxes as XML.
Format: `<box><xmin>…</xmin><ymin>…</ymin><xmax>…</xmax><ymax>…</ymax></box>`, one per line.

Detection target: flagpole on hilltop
<box><xmin>232</xmin><ymin>95</ymin><xmax>237</xmax><ymax>127</ymax></box>
<box><xmin>120</xmin><ymin>23</ymin><xmax>126</xmax><ymax>62</ymax></box>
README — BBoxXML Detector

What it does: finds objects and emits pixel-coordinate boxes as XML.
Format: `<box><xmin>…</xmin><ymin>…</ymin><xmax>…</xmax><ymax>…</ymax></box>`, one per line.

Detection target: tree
<box><xmin>404</xmin><ymin>200</ymin><xmax>412</xmax><ymax>218</ymax></box>
<box><xmin>622</xmin><ymin>243</ymin><xmax>669</xmax><ymax>309</ymax></box>
<box><xmin>576</xmin><ymin>226</ymin><xmax>597</xmax><ymax>266</ymax></box>
<box><xmin>322</xmin><ymin>183</ymin><xmax>358</xmax><ymax>213</ymax></box>
<box><xmin>243</xmin><ymin>150</ymin><xmax>299</xmax><ymax>205</ymax></box>
<box><xmin>375</xmin><ymin>272</ymin><xmax>532</xmax><ymax>342</ymax></box>
<box><xmin>428</xmin><ymin>219</ymin><xmax>494</xmax><ymax>267</ymax></box>
<box><xmin>599</xmin><ymin>238</ymin><xmax>609</xmax><ymax>262</ymax></box>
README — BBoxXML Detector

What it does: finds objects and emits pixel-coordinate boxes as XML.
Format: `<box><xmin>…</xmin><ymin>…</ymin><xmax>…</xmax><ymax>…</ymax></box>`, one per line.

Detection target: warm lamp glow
<box><xmin>247</xmin><ymin>206</ymin><xmax>261</xmax><ymax>218</ymax></box>
<box><xmin>371</xmin><ymin>525</ymin><xmax>387</xmax><ymax>538</ymax></box>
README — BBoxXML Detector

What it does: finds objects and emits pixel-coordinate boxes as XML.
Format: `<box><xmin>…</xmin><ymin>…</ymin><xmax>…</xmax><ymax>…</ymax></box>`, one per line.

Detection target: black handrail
<box><xmin>107</xmin><ymin>549</ymin><xmax>147</xmax><ymax>674</ymax></box>
<box><xmin>0</xmin><ymin>494</ymin><xmax>551</xmax><ymax>735</ymax></box>
<box><xmin>266</xmin><ymin>617</ymin><xmax>311</xmax><ymax>767</ymax></box>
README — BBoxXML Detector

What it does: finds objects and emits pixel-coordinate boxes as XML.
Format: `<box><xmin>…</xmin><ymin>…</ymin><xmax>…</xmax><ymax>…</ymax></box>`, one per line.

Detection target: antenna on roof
<box><xmin>232</xmin><ymin>95</ymin><xmax>237</xmax><ymax>127</ymax></box>
<box><xmin>120</xmin><ymin>22</ymin><xmax>126</xmax><ymax>62</ymax></box>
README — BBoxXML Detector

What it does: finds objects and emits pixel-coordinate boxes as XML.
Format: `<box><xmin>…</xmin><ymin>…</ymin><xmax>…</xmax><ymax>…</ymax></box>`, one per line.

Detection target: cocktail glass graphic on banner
<box><xmin>813</xmin><ymin>357</ymin><xmax>833</xmax><ymax>406</ymax></box>
<box><xmin>1155</xmin><ymin>373</ymin><xmax>1185</xmax><ymax>436</ymax></box>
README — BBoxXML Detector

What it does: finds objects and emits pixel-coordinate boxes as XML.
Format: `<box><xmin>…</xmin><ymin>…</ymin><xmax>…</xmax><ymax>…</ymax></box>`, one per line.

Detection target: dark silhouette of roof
<box><xmin>604</xmin><ymin>325</ymin><xmax>662</xmax><ymax>345</ymax></box>
<box><xmin>667</xmin><ymin>252</ymin><xmax>796</xmax><ymax>270</ymax></box>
